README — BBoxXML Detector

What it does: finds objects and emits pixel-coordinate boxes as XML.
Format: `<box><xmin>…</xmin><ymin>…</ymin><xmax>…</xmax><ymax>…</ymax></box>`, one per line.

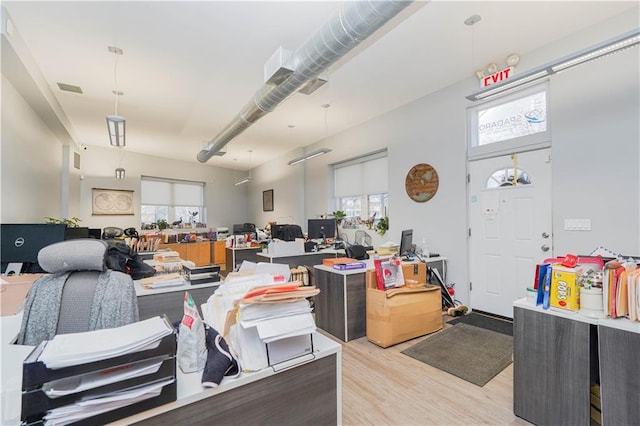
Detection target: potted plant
<box><xmin>156</xmin><ymin>219</ymin><xmax>168</xmax><ymax>230</ymax></box>
<box><xmin>332</xmin><ymin>210</ymin><xmax>346</xmax><ymax>225</ymax></box>
<box><xmin>376</xmin><ymin>216</ymin><xmax>389</xmax><ymax>236</ymax></box>
<box><xmin>44</xmin><ymin>216</ymin><xmax>82</xmax><ymax>228</ymax></box>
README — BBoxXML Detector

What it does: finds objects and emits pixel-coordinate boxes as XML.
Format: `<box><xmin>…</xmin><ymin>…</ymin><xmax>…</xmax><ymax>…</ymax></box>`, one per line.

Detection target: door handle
<box><xmin>541</xmin><ymin>245</ymin><xmax>550</xmax><ymax>252</ymax></box>
<box><xmin>541</xmin><ymin>232</ymin><xmax>549</xmax><ymax>239</ymax></box>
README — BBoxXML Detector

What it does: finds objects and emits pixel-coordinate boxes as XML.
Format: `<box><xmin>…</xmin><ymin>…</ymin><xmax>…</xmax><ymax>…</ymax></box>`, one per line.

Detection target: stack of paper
<box><xmin>38</xmin><ymin>316</ymin><xmax>174</xmax><ymax>369</ymax></box>
<box><xmin>241</xmin><ymin>283</ymin><xmax>320</xmax><ymax>303</ymax></box>
<box><xmin>139</xmin><ymin>273</ymin><xmax>186</xmax><ymax>289</ymax></box>
<box><xmin>43</xmin><ymin>378</ymin><xmax>173</xmax><ymax>426</ymax></box>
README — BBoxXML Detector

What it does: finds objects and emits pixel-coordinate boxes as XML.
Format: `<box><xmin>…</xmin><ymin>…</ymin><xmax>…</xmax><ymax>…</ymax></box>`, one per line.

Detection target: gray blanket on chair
<box><xmin>16</xmin><ymin>270</ymin><xmax>139</xmax><ymax>346</ymax></box>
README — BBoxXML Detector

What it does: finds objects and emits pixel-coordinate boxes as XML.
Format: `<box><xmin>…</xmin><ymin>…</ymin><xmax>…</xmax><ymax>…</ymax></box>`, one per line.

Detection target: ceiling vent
<box><xmin>56</xmin><ymin>82</ymin><xmax>83</xmax><ymax>94</ymax></box>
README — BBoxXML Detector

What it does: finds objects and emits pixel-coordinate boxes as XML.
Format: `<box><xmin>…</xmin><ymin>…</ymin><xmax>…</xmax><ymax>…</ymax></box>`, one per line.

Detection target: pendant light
<box><xmin>106</xmin><ymin>46</ymin><xmax>126</xmax><ymax>146</ymax></box>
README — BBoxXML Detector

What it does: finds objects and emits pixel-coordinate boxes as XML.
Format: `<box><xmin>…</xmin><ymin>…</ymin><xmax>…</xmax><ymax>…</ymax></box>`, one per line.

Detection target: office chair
<box><xmin>102</xmin><ymin>226</ymin><xmax>124</xmax><ymax>240</ymax></box>
<box><xmin>16</xmin><ymin>239</ymin><xmax>139</xmax><ymax>346</ymax></box>
<box><xmin>354</xmin><ymin>230</ymin><xmax>373</xmax><ymax>250</ymax></box>
<box><xmin>345</xmin><ymin>244</ymin><xmax>369</xmax><ymax>260</ymax></box>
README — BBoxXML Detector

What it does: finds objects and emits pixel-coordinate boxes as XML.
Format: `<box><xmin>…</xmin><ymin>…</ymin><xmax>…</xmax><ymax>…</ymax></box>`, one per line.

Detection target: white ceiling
<box><xmin>3</xmin><ymin>1</ymin><xmax>636</xmax><ymax>170</ymax></box>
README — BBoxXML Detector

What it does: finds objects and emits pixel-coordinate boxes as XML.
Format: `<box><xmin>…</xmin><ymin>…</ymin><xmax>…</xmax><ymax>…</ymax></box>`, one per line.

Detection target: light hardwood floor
<box><xmin>332</xmin><ymin>321</ymin><xmax>532</xmax><ymax>425</ymax></box>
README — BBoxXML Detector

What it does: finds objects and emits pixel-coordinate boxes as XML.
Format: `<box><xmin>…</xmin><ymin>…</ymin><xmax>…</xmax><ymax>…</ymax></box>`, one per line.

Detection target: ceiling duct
<box><xmin>197</xmin><ymin>0</ymin><xmax>413</xmax><ymax>163</ymax></box>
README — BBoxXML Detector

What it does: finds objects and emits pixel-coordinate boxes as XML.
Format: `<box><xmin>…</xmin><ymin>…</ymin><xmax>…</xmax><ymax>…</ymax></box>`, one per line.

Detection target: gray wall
<box><xmin>1</xmin><ymin>75</ymin><xmax>64</xmax><ymax>222</ymax></box>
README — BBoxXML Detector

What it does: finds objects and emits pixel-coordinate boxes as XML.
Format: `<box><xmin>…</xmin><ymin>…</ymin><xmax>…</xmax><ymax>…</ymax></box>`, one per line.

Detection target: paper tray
<box><xmin>21</xmin><ymin>379</ymin><xmax>177</xmax><ymax>426</ymax></box>
<box><xmin>21</xmin><ymin>356</ymin><xmax>175</xmax><ymax>418</ymax></box>
<box><xmin>22</xmin><ymin>326</ymin><xmax>176</xmax><ymax>390</ymax></box>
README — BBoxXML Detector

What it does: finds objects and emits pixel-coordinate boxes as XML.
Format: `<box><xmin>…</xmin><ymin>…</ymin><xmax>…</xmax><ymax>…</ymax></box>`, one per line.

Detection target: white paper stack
<box><xmin>38</xmin><ymin>317</ymin><xmax>173</xmax><ymax>369</ymax></box>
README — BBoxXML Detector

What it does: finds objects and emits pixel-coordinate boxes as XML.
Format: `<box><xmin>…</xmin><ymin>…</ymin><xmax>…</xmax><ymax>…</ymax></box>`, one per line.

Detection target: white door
<box><xmin>468</xmin><ymin>148</ymin><xmax>552</xmax><ymax>318</ymax></box>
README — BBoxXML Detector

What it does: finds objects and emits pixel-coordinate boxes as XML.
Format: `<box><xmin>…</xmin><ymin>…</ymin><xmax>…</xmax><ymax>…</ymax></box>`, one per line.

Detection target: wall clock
<box><xmin>405</xmin><ymin>163</ymin><xmax>439</xmax><ymax>203</ymax></box>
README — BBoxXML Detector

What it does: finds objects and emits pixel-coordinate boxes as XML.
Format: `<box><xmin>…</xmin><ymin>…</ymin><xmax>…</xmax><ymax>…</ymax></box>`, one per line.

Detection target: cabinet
<box><xmin>225</xmin><ymin>247</ymin><xmax>261</xmax><ymax>272</ymax></box>
<box><xmin>211</xmin><ymin>240</ymin><xmax>226</xmax><ymax>270</ymax></box>
<box><xmin>158</xmin><ymin>241</ymin><xmax>211</xmax><ymax>267</ymax></box>
<box><xmin>313</xmin><ymin>265</ymin><xmax>366</xmax><ymax>342</ymax></box>
<box><xmin>513</xmin><ymin>301</ymin><xmax>640</xmax><ymax>426</ymax></box>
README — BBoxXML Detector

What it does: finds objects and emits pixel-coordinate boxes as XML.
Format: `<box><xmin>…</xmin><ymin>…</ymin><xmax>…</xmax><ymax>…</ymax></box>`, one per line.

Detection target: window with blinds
<box><xmin>140</xmin><ymin>177</ymin><xmax>205</xmax><ymax>228</ymax></box>
<box><xmin>334</xmin><ymin>150</ymin><xmax>388</xmax><ymax>222</ymax></box>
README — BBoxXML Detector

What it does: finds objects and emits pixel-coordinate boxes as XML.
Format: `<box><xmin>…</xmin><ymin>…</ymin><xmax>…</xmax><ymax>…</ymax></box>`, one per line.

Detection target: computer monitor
<box><xmin>399</xmin><ymin>229</ymin><xmax>414</xmax><ymax>257</ymax></box>
<box><xmin>1</xmin><ymin>223</ymin><xmax>67</xmax><ymax>274</ymax></box>
<box><xmin>307</xmin><ymin>218</ymin><xmax>337</xmax><ymax>241</ymax></box>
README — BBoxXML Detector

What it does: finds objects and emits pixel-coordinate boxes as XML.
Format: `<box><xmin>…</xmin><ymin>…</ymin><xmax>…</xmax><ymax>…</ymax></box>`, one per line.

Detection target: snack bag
<box><xmin>177</xmin><ymin>292</ymin><xmax>207</xmax><ymax>373</ymax></box>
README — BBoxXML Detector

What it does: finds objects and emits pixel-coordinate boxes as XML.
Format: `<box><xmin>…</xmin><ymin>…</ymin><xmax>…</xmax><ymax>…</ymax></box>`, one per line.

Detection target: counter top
<box><xmin>256</xmin><ymin>248</ymin><xmax>343</xmax><ymax>259</ymax></box>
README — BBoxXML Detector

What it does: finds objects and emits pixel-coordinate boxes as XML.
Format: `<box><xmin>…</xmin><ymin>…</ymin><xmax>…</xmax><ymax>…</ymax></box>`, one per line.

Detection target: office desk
<box><xmin>1</xmin><ymin>274</ymin><xmax>42</xmax><ymax>317</ymax></box>
<box><xmin>135</xmin><ymin>281</ymin><xmax>219</xmax><ymax>323</ymax></box>
<box><xmin>256</xmin><ymin>249</ymin><xmax>343</xmax><ymax>268</ymax></box>
<box><xmin>1</xmin><ymin>315</ymin><xmax>342</xmax><ymax>426</ymax></box>
<box><xmin>513</xmin><ymin>299</ymin><xmax>640</xmax><ymax>426</ymax></box>
<box><xmin>313</xmin><ymin>265</ymin><xmax>366</xmax><ymax>342</ymax></box>
<box><xmin>225</xmin><ymin>247</ymin><xmax>261</xmax><ymax>272</ymax></box>
<box><xmin>313</xmin><ymin>256</ymin><xmax>447</xmax><ymax>342</ymax></box>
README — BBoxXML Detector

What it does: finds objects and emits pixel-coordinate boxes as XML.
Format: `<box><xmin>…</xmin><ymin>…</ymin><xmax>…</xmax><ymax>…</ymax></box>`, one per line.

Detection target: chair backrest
<box><xmin>17</xmin><ymin>239</ymin><xmax>139</xmax><ymax>346</ymax></box>
<box><xmin>345</xmin><ymin>244</ymin><xmax>369</xmax><ymax>260</ymax></box>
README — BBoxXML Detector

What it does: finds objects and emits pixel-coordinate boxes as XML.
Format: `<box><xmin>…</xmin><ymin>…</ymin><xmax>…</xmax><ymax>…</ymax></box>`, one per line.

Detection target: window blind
<box><xmin>334</xmin><ymin>152</ymin><xmax>388</xmax><ymax>197</ymax></box>
<box><xmin>141</xmin><ymin>177</ymin><xmax>203</xmax><ymax>206</ymax></box>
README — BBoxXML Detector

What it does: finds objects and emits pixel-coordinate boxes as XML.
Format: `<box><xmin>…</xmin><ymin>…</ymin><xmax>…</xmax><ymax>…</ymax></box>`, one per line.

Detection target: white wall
<box><xmin>1</xmin><ymin>75</ymin><xmax>64</xmax><ymax>222</ymax></box>
<box><xmin>79</xmin><ymin>147</ymin><xmax>248</xmax><ymax>231</ymax></box>
<box><xmin>249</xmin><ymin>10</ymin><xmax>640</xmax><ymax>306</ymax></box>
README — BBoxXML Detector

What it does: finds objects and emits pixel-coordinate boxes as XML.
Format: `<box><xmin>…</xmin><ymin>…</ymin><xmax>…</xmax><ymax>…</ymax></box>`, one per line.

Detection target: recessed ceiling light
<box><xmin>57</xmin><ymin>83</ymin><xmax>83</xmax><ymax>94</ymax></box>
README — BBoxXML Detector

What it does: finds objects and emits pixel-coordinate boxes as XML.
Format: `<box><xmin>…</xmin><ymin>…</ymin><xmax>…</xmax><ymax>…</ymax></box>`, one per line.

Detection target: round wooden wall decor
<box><xmin>405</xmin><ymin>163</ymin><xmax>439</xmax><ymax>203</ymax></box>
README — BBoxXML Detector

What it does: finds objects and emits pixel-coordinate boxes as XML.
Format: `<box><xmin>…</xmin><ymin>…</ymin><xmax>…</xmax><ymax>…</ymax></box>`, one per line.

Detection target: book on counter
<box><xmin>374</xmin><ymin>255</ymin><xmax>405</xmax><ymax>290</ymax></box>
<box><xmin>332</xmin><ymin>261</ymin><xmax>367</xmax><ymax>271</ymax></box>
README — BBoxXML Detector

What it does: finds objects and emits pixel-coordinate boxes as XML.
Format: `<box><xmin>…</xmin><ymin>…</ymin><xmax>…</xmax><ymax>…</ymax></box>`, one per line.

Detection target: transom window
<box><xmin>468</xmin><ymin>83</ymin><xmax>551</xmax><ymax>160</ymax></box>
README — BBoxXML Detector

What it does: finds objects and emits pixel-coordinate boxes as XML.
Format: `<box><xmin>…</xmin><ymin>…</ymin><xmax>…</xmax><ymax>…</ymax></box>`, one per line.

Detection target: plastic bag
<box><xmin>177</xmin><ymin>292</ymin><xmax>207</xmax><ymax>373</ymax></box>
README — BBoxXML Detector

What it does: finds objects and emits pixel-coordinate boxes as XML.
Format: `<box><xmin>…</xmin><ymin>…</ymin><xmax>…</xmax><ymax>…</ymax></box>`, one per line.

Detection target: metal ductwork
<box><xmin>197</xmin><ymin>0</ymin><xmax>413</xmax><ymax>163</ymax></box>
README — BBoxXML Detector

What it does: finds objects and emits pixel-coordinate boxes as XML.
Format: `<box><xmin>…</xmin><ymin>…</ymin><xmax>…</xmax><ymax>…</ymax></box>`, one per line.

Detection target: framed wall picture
<box><xmin>263</xmin><ymin>189</ymin><xmax>274</xmax><ymax>212</ymax></box>
<box><xmin>92</xmin><ymin>188</ymin><xmax>134</xmax><ymax>215</ymax></box>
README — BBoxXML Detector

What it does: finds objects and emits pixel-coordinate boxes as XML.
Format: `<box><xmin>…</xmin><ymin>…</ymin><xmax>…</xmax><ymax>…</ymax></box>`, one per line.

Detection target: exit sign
<box><xmin>482</xmin><ymin>67</ymin><xmax>513</xmax><ymax>87</ymax></box>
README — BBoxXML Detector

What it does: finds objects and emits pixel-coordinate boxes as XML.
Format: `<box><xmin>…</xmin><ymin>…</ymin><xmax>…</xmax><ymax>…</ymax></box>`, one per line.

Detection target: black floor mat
<box><xmin>447</xmin><ymin>312</ymin><xmax>513</xmax><ymax>337</ymax></box>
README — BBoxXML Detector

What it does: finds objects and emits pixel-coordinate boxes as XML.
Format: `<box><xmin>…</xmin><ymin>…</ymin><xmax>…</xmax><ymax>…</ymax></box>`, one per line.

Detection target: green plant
<box><xmin>156</xmin><ymin>219</ymin><xmax>168</xmax><ymax>230</ymax></box>
<box><xmin>376</xmin><ymin>216</ymin><xmax>389</xmax><ymax>236</ymax></box>
<box><xmin>332</xmin><ymin>210</ymin><xmax>346</xmax><ymax>225</ymax></box>
<box><xmin>45</xmin><ymin>216</ymin><xmax>82</xmax><ymax>228</ymax></box>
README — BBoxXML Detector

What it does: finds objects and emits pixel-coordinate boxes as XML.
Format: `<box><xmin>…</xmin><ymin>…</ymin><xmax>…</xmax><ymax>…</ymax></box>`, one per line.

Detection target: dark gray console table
<box><xmin>135</xmin><ymin>281</ymin><xmax>218</xmax><ymax>323</ymax></box>
<box><xmin>598</xmin><ymin>319</ymin><xmax>640</xmax><ymax>425</ymax></box>
<box><xmin>513</xmin><ymin>300</ymin><xmax>640</xmax><ymax>426</ymax></box>
<box><xmin>313</xmin><ymin>264</ymin><xmax>367</xmax><ymax>342</ymax></box>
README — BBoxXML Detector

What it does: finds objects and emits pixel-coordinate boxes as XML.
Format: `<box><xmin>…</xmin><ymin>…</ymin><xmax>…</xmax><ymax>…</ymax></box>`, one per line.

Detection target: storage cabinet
<box><xmin>211</xmin><ymin>240</ymin><xmax>226</xmax><ymax>270</ymax></box>
<box><xmin>158</xmin><ymin>241</ymin><xmax>211</xmax><ymax>267</ymax></box>
<box><xmin>513</xmin><ymin>301</ymin><xmax>640</xmax><ymax>426</ymax></box>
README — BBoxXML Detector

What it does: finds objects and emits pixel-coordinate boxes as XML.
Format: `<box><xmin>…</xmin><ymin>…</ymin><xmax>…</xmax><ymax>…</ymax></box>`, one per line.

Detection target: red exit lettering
<box><xmin>482</xmin><ymin>67</ymin><xmax>513</xmax><ymax>87</ymax></box>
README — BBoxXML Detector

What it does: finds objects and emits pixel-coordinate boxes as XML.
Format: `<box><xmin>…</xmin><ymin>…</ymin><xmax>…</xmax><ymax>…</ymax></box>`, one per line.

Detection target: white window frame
<box><xmin>140</xmin><ymin>176</ymin><xmax>205</xmax><ymax>227</ymax></box>
<box><xmin>467</xmin><ymin>82</ymin><xmax>551</xmax><ymax>161</ymax></box>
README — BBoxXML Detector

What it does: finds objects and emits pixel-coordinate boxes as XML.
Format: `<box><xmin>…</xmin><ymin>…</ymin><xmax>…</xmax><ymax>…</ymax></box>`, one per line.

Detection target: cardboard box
<box><xmin>365</xmin><ymin>264</ymin><xmax>442</xmax><ymax>348</ymax></box>
<box><xmin>550</xmin><ymin>264</ymin><xmax>580</xmax><ymax>311</ymax></box>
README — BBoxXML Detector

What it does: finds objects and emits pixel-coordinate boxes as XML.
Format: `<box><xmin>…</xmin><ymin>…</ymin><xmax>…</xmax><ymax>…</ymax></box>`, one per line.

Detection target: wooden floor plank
<box><xmin>331</xmin><ymin>321</ymin><xmax>531</xmax><ymax>425</ymax></box>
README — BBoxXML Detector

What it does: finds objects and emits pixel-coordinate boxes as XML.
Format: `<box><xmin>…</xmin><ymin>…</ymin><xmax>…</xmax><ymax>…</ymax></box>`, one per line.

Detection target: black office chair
<box><xmin>16</xmin><ymin>239</ymin><xmax>139</xmax><ymax>346</ymax></box>
<box><xmin>345</xmin><ymin>244</ymin><xmax>369</xmax><ymax>260</ymax></box>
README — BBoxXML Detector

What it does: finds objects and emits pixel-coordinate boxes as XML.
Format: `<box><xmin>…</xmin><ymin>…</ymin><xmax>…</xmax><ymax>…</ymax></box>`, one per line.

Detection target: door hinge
<box><xmin>467</xmin><ymin>173</ymin><xmax>470</xmax><ymax>183</ymax></box>
<box><xmin>469</xmin><ymin>282</ymin><xmax>472</xmax><ymax>291</ymax></box>
<box><xmin>468</xmin><ymin>228</ymin><xmax>471</xmax><ymax>237</ymax></box>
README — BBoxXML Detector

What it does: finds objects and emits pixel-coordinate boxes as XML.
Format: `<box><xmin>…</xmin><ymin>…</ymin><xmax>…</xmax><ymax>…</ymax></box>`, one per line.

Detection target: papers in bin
<box><xmin>38</xmin><ymin>316</ymin><xmax>173</xmax><ymax>369</ymax></box>
<box><xmin>43</xmin><ymin>378</ymin><xmax>173</xmax><ymax>426</ymax></box>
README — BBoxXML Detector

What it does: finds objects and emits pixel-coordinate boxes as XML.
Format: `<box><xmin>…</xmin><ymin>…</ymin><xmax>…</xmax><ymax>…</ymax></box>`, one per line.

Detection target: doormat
<box><xmin>401</xmin><ymin>323</ymin><xmax>513</xmax><ymax>387</ymax></box>
<box><xmin>447</xmin><ymin>312</ymin><xmax>513</xmax><ymax>336</ymax></box>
